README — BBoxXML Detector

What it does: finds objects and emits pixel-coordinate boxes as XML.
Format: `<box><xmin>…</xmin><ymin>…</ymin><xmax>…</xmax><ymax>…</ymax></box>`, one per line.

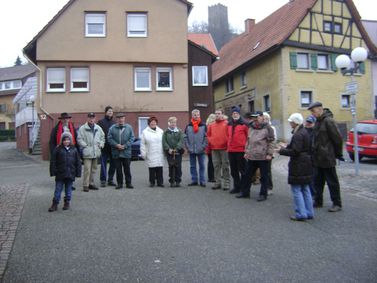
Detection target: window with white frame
<box><xmin>4</xmin><ymin>81</ymin><xmax>11</xmax><ymax>89</ymax></box>
<box><xmin>46</xmin><ymin>68</ymin><xmax>65</xmax><ymax>92</ymax></box>
<box><xmin>341</xmin><ymin>94</ymin><xmax>351</xmax><ymax>108</ymax></box>
<box><xmin>156</xmin><ymin>67</ymin><xmax>173</xmax><ymax>91</ymax></box>
<box><xmin>264</xmin><ymin>94</ymin><xmax>271</xmax><ymax>112</ymax></box>
<box><xmin>318</xmin><ymin>54</ymin><xmax>329</xmax><ymax>70</ymax></box>
<box><xmin>13</xmin><ymin>80</ymin><xmax>22</xmax><ymax>89</ymax></box>
<box><xmin>138</xmin><ymin>117</ymin><xmax>149</xmax><ymax>137</ymax></box>
<box><xmin>192</xmin><ymin>66</ymin><xmax>208</xmax><ymax>86</ymax></box>
<box><xmin>134</xmin><ymin>67</ymin><xmax>151</xmax><ymax>91</ymax></box>
<box><xmin>297</xmin><ymin>53</ymin><xmax>309</xmax><ymax>69</ymax></box>
<box><xmin>300</xmin><ymin>91</ymin><xmax>312</xmax><ymax>108</ymax></box>
<box><xmin>127</xmin><ymin>13</ymin><xmax>147</xmax><ymax>37</ymax></box>
<box><xmin>85</xmin><ymin>13</ymin><xmax>106</xmax><ymax>37</ymax></box>
<box><xmin>71</xmin><ymin>68</ymin><xmax>89</xmax><ymax>91</ymax></box>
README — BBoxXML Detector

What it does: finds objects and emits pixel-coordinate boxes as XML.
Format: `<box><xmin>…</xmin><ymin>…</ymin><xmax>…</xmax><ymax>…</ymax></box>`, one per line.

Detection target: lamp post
<box><xmin>335</xmin><ymin>47</ymin><xmax>368</xmax><ymax>176</ymax></box>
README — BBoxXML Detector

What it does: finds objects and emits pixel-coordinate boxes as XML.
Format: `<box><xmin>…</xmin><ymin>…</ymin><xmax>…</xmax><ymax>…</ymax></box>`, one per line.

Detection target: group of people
<box><xmin>47</xmin><ymin>102</ymin><xmax>344</xmax><ymax>222</ymax></box>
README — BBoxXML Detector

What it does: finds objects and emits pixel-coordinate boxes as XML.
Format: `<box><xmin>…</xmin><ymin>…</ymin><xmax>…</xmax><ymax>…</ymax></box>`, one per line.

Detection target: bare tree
<box><xmin>188</xmin><ymin>21</ymin><xmax>209</xmax><ymax>33</ymax></box>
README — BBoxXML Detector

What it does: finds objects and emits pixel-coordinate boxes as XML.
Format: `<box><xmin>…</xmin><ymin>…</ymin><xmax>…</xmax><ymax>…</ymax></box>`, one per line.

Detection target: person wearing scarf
<box><xmin>184</xmin><ymin>109</ymin><xmax>208</xmax><ymax>187</ymax></box>
<box><xmin>49</xmin><ymin>112</ymin><xmax>78</xmax><ymax>157</ymax></box>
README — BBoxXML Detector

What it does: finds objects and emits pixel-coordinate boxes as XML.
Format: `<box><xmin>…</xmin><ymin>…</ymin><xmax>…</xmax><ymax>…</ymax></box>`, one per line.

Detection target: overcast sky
<box><xmin>0</xmin><ymin>0</ymin><xmax>375</xmax><ymax>67</ymax></box>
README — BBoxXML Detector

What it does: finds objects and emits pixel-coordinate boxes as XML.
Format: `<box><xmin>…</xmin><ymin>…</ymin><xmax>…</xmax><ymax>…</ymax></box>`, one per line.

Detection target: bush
<box><xmin>0</xmin><ymin>129</ymin><xmax>16</xmax><ymax>141</ymax></box>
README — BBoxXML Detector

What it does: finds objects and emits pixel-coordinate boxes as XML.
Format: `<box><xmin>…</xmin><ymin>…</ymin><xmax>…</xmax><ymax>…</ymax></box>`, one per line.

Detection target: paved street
<box><xmin>0</xmin><ymin>142</ymin><xmax>376</xmax><ymax>282</ymax></box>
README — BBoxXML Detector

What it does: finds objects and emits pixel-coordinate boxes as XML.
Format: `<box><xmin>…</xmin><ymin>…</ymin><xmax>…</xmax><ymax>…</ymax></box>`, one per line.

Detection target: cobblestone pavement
<box><xmin>0</xmin><ymin>184</ymin><xmax>29</xmax><ymax>281</ymax></box>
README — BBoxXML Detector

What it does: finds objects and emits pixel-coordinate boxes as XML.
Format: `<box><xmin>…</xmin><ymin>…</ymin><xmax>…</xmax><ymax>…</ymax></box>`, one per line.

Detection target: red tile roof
<box><xmin>188</xmin><ymin>33</ymin><xmax>219</xmax><ymax>56</ymax></box>
<box><xmin>213</xmin><ymin>0</ymin><xmax>317</xmax><ymax>82</ymax></box>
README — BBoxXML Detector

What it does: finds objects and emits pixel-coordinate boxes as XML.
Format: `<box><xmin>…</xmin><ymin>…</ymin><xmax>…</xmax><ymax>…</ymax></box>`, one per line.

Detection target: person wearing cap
<box><xmin>307</xmin><ymin>101</ymin><xmax>343</xmax><ymax>212</ymax></box>
<box><xmin>140</xmin><ymin>117</ymin><xmax>165</xmax><ymax>187</ymax></box>
<box><xmin>227</xmin><ymin>106</ymin><xmax>248</xmax><ymax>194</ymax></box>
<box><xmin>236</xmin><ymin>111</ymin><xmax>275</xmax><ymax>201</ymax></box>
<box><xmin>49</xmin><ymin>112</ymin><xmax>78</xmax><ymax>156</ymax></box>
<box><xmin>304</xmin><ymin>115</ymin><xmax>317</xmax><ymax>197</ymax></box>
<box><xmin>97</xmin><ymin>106</ymin><xmax>116</xmax><ymax>187</ymax></box>
<box><xmin>108</xmin><ymin>113</ymin><xmax>135</xmax><ymax>189</ymax></box>
<box><xmin>48</xmin><ymin>132</ymin><xmax>82</xmax><ymax>212</ymax></box>
<box><xmin>184</xmin><ymin>109</ymin><xmax>208</xmax><ymax>187</ymax></box>
<box><xmin>279</xmin><ymin>113</ymin><xmax>314</xmax><ymax>221</ymax></box>
<box><xmin>77</xmin><ymin>113</ymin><xmax>105</xmax><ymax>192</ymax></box>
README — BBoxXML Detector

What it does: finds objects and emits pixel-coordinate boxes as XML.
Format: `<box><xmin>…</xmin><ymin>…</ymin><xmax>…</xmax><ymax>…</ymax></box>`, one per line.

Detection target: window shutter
<box><xmin>290</xmin><ymin>52</ymin><xmax>297</xmax><ymax>69</ymax></box>
<box><xmin>311</xmin><ymin>54</ymin><xmax>318</xmax><ymax>70</ymax></box>
<box><xmin>331</xmin><ymin>54</ymin><xmax>338</xmax><ymax>71</ymax></box>
<box><xmin>359</xmin><ymin>62</ymin><xmax>365</xmax><ymax>74</ymax></box>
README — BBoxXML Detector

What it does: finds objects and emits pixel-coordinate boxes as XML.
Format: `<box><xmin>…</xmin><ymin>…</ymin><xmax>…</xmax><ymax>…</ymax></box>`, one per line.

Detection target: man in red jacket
<box><xmin>207</xmin><ymin>109</ymin><xmax>230</xmax><ymax>190</ymax></box>
<box><xmin>227</xmin><ymin>106</ymin><xmax>249</xmax><ymax>194</ymax></box>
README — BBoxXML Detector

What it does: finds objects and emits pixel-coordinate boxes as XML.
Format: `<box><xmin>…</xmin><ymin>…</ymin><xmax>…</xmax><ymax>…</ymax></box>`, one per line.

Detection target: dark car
<box><xmin>346</xmin><ymin>120</ymin><xmax>377</xmax><ymax>161</ymax></box>
<box><xmin>131</xmin><ymin>138</ymin><xmax>142</xmax><ymax>160</ymax></box>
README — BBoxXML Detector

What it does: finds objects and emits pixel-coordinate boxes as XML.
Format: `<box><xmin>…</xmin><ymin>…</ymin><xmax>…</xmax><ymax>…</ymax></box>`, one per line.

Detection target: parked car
<box><xmin>346</xmin><ymin>120</ymin><xmax>377</xmax><ymax>161</ymax></box>
<box><xmin>131</xmin><ymin>138</ymin><xmax>142</xmax><ymax>160</ymax></box>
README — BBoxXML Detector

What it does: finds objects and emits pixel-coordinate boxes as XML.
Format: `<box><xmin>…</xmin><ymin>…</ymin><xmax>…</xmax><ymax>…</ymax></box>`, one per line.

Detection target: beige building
<box><xmin>23</xmin><ymin>0</ymin><xmax>192</xmax><ymax>159</ymax></box>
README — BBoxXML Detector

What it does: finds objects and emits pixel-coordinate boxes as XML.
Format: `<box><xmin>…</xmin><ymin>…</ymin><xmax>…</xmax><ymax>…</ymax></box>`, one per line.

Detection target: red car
<box><xmin>346</xmin><ymin>120</ymin><xmax>377</xmax><ymax>161</ymax></box>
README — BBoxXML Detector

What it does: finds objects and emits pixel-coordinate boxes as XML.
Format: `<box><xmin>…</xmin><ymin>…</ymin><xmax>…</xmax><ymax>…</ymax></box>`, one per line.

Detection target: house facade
<box><xmin>213</xmin><ymin>0</ymin><xmax>377</xmax><ymax>140</ymax></box>
<box><xmin>23</xmin><ymin>0</ymin><xmax>192</xmax><ymax>159</ymax></box>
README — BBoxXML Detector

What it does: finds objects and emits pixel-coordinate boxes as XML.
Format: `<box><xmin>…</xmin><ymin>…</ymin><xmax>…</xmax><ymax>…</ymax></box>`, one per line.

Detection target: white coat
<box><xmin>140</xmin><ymin>126</ymin><xmax>164</xmax><ymax>168</ymax></box>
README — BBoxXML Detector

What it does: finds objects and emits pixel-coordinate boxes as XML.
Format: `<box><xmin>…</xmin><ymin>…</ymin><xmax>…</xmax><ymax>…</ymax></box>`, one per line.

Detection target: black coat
<box><xmin>97</xmin><ymin>115</ymin><xmax>116</xmax><ymax>154</ymax></box>
<box><xmin>50</xmin><ymin>146</ymin><xmax>82</xmax><ymax>181</ymax></box>
<box><xmin>279</xmin><ymin>125</ymin><xmax>312</xmax><ymax>185</ymax></box>
<box><xmin>49</xmin><ymin>122</ymin><xmax>79</xmax><ymax>156</ymax></box>
<box><xmin>312</xmin><ymin>110</ymin><xmax>343</xmax><ymax>168</ymax></box>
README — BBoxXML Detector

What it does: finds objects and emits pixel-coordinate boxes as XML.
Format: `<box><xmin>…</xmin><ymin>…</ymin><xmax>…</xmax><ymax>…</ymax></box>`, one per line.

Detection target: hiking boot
<box><xmin>62</xmin><ymin>199</ymin><xmax>70</xmax><ymax>210</ymax></box>
<box><xmin>328</xmin><ymin>205</ymin><xmax>342</xmax><ymax>212</ymax></box>
<box><xmin>257</xmin><ymin>195</ymin><xmax>267</xmax><ymax>202</ymax></box>
<box><xmin>89</xmin><ymin>184</ymin><xmax>99</xmax><ymax>190</ymax></box>
<box><xmin>100</xmin><ymin>181</ymin><xmax>106</xmax><ymax>187</ymax></box>
<box><xmin>107</xmin><ymin>181</ymin><xmax>116</xmax><ymax>187</ymax></box>
<box><xmin>48</xmin><ymin>200</ymin><xmax>58</xmax><ymax>212</ymax></box>
<box><xmin>83</xmin><ymin>187</ymin><xmax>89</xmax><ymax>192</ymax></box>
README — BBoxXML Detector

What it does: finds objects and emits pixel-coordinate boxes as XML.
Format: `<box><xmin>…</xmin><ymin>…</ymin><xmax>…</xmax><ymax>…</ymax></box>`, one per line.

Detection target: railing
<box><xmin>30</xmin><ymin>119</ymin><xmax>40</xmax><ymax>149</ymax></box>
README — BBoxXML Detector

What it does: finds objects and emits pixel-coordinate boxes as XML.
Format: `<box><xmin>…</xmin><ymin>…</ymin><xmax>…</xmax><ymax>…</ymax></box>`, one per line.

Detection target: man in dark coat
<box><xmin>97</xmin><ymin>106</ymin><xmax>116</xmax><ymax>187</ymax></box>
<box><xmin>308</xmin><ymin>102</ymin><xmax>343</xmax><ymax>212</ymax></box>
<box><xmin>49</xmin><ymin>112</ymin><xmax>78</xmax><ymax>156</ymax></box>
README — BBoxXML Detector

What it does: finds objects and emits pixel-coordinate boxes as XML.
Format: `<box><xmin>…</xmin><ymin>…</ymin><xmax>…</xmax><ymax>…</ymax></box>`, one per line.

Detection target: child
<box><xmin>49</xmin><ymin>132</ymin><xmax>82</xmax><ymax>212</ymax></box>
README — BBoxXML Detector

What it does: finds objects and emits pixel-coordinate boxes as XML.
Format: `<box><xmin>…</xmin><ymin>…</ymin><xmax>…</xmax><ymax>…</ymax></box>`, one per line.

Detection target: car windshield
<box><xmin>351</xmin><ymin>123</ymin><xmax>377</xmax><ymax>134</ymax></box>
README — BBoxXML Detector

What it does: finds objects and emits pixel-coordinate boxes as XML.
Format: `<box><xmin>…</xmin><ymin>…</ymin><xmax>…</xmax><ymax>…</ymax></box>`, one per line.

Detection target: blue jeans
<box><xmin>189</xmin><ymin>153</ymin><xmax>205</xmax><ymax>184</ymax></box>
<box><xmin>54</xmin><ymin>179</ymin><xmax>73</xmax><ymax>203</ymax></box>
<box><xmin>100</xmin><ymin>151</ymin><xmax>116</xmax><ymax>183</ymax></box>
<box><xmin>291</xmin><ymin>184</ymin><xmax>314</xmax><ymax>219</ymax></box>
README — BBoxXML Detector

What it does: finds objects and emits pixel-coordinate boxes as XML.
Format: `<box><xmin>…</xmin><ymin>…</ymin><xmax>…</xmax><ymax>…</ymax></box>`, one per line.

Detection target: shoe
<box><xmin>257</xmin><ymin>195</ymin><xmax>267</xmax><ymax>202</ymax></box>
<box><xmin>307</xmin><ymin>216</ymin><xmax>314</xmax><ymax>220</ymax></box>
<box><xmin>328</xmin><ymin>205</ymin><xmax>342</xmax><ymax>212</ymax></box>
<box><xmin>126</xmin><ymin>184</ymin><xmax>134</xmax><ymax>189</ymax></box>
<box><xmin>229</xmin><ymin>189</ymin><xmax>240</xmax><ymax>194</ymax></box>
<box><xmin>208</xmin><ymin>179</ymin><xmax>216</xmax><ymax>183</ymax></box>
<box><xmin>313</xmin><ymin>201</ymin><xmax>323</xmax><ymax>208</ymax></box>
<box><xmin>100</xmin><ymin>181</ymin><xmax>106</xmax><ymax>188</ymax></box>
<box><xmin>211</xmin><ymin>185</ymin><xmax>221</xmax><ymax>190</ymax></box>
<box><xmin>107</xmin><ymin>181</ymin><xmax>116</xmax><ymax>187</ymax></box>
<box><xmin>72</xmin><ymin>186</ymin><xmax>76</xmax><ymax>191</ymax></box>
<box><xmin>223</xmin><ymin>188</ymin><xmax>229</xmax><ymax>191</ymax></box>
<box><xmin>188</xmin><ymin>182</ymin><xmax>198</xmax><ymax>186</ymax></box>
<box><xmin>170</xmin><ymin>183</ymin><xmax>175</xmax><ymax>188</ymax></box>
<box><xmin>48</xmin><ymin>200</ymin><xmax>58</xmax><ymax>212</ymax></box>
<box><xmin>62</xmin><ymin>199</ymin><xmax>70</xmax><ymax>210</ymax></box>
<box><xmin>175</xmin><ymin>183</ymin><xmax>181</xmax><ymax>187</ymax></box>
<box><xmin>267</xmin><ymin>189</ymin><xmax>273</xmax><ymax>196</ymax></box>
<box><xmin>157</xmin><ymin>184</ymin><xmax>164</xmax><ymax>188</ymax></box>
<box><xmin>89</xmin><ymin>185</ymin><xmax>99</xmax><ymax>190</ymax></box>
<box><xmin>83</xmin><ymin>187</ymin><xmax>89</xmax><ymax>192</ymax></box>
<box><xmin>149</xmin><ymin>183</ymin><xmax>155</xmax><ymax>187</ymax></box>
<box><xmin>115</xmin><ymin>185</ymin><xmax>123</xmax><ymax>190</ymax></box>
<box><xmin>200</xmin><ymin>183</ymin><xmax>206</xmax><ymax>187</ymax></box>
<box><xmin>236</xmin><ymin>194</ymin><xmax>250</xmax><ymax>199</ymax></box>
<box><xmin>290</xmin><ymin>216</ymin><xmax>306</xmax><ymax>222</ymax></box>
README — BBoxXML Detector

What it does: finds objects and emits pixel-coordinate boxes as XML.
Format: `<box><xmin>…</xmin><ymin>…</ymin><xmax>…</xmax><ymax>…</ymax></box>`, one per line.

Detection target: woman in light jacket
<box><xmin>140</xmin><ymin>117</ymin><xmax>165</xmax><ymax>187</ymax></box>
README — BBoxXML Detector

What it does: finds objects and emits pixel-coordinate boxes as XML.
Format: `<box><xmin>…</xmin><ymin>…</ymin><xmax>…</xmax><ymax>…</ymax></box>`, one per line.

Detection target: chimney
<box><xmin>245</xmin><ymin>19</ymin><xmax>255</xmax><ymax>33</ymax></box>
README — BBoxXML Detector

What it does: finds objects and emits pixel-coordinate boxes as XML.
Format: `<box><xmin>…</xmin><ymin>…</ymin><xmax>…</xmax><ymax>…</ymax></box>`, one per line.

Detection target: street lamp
<box><xmin>335</xmin><ymin>47</ymin><xmax>368</xmax><ymax>176</ymax></box>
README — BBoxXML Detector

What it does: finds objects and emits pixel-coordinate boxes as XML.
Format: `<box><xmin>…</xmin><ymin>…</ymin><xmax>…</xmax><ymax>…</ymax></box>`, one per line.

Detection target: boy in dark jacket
<box><xmin>49</xmin><ymin>132</ymin><xmax>82</xmax><ymax>212</ymax></box>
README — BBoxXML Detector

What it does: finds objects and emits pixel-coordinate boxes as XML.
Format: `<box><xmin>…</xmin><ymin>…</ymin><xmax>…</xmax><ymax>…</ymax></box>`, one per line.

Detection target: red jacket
<box><xmin>227</xmin><ymin>119</ymin><xmax>249</xmax><ymax>152</ymax></box>
<box><xmin>207</xmin><ymin>119</ymin><xmax>228</xmax><ymax>150</ymax></box>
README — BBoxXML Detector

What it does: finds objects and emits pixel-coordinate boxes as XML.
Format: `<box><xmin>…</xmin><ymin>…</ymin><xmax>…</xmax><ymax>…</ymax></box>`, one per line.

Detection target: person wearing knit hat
<box><xmin>97</xmin><ymin>106</ymin><xmax>116</xmax><ymax>187</ymax></box>
<box><xmin>279</xmin><ymin>113</ymin><xmax>314</xmax><ymax>221</ymax></box>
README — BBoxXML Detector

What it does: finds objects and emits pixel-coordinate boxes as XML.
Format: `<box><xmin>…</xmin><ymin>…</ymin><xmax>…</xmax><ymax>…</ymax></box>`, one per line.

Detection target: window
<box><xmin>156</xmin><ymin>67</ymin><xmax>173</xmax><ymax>91</ymax></box>
<box><xmin>226</xmin><ymin>77</ymin><xmax>234</xmax><ymax>93</ymax></box>
<box><xmin>85</xmin><ymin>13</ymin><xmax>106</xmax><ymax>37</ymax></box>
<box><xmin>0</xmin><ymin>104</ymin><xmax>7</xmax><ymax>113</ymax></box>
<box><xmin>334</xmin><ymin>23</ymin><xmax>342</xmax><ymax>34</ymax></box>
<box><xmin>300</xmin><ymin>91</ymin><xmax>312</xmax><ymax>108</ymax></box>
<box><xmin>241</xmin><ymin>71</ymin><xmax>247</xmax><ymax>87</ymax></box>
<box><xmin>264</xmin><ymin>94</ymin><xmax>271</xmax><ymax>112</ymax></box>
<box><xmin>134</xmin><ymin>68</ymin><xmax>151</xmax><ymax>91</ymax></box>
<box><xmin>46</xmin><ymin>68</ymin><xmax>65</xmax><ymax>92</ymax></box>
<box><xmin>71</xmin><ymin>68</ymin><xmax>89</xmax><ymax>91</ymax></box>
<box><xmin>13</xmin><ymin>80</ymin><xmax>22</xmax><ymax>89</ymax></box>
<box><xmin>297</xmin><ymin>53</ymin><xmax>309</xmax><ymax>69</ymax></box>
<box><xmin>138</xmin><ymin>117</ymin><xmax>149</xmax><ymax>137</ymax></box>
<box><xmin>4</xmin><ymin>81</ymin><xmax>11</xmax><ymax>89</ymax></box>
<box><xmin>324</xmin><ymin>21</ymin><xmax>332</xmax><ymax>32</ymax></box>
<box><xmin>0</xmin><ymin>82</ymin><xmax>2</xmax><ymax>90</ymax></box>
<box><xmin>341</xmin><ymin>94</ymin><xmax>351</xmax><ymax>108</ymax></box>
<box><xmin>318</xmin><ymin>54</ymin><xmax>329</xmax><ymax>70</ymax></box>
<box><xmin>192</xmin><ymin>66</ymin><xmax>208</xmax><ymax>86</ymax></box>
<box><xmin>127</xmin><ymin>13</ymin><xmax>147</xmax><ymax>37</ymax></box>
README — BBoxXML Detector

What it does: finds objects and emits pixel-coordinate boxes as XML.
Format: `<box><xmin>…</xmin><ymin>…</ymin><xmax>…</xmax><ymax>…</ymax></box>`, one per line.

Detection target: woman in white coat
<box><xmin>140</xmin><ymin>117</ymin><xmax>165</xmax><ymax>187</ymax></box>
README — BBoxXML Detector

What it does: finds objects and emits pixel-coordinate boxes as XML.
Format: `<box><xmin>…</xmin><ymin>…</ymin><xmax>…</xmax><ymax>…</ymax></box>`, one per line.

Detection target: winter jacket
<box><xmin>50</xmin><ymin>145</ymin><xmax>82</xmax><ymax>181</ymax></box>
<box><xmin>244</xmin><ymin>121</ymin><xmax>274</xmax><ymax>160</ymax></box>
<box><xmin>140</xmin><ymin>126</ymin><xmax>164</xmax><ymax>167</ymax></box>
<box><xmin>279</xmin><ymin>125</ymin><xmax>312</xmax><ymax>185</ymax></box>
<box><xmin>162</xmin><ymin>128</ymin><xmax>185</xmax><ymax>154</ymax></box>
<box><xmin>312</xmin><ymin>109</ymin><xmax>343</xmax><ymax>168</ymax></box>
<box><xmin>77</xmin><ymin>123</ymin><xmax>105</xmax><ymax>159</ymax></box>
<box><xmin>184</xmin><ymin>122</ymin><xmax>207</xmax><ymax>154</ymax></box>
<box><xmin>97</xmin><ymin>115</ymin><xmax>116</xmax><ymax>154</ymax></box>
<box><xmin>49</xmin><ymin>121</ymin><xmax>78</xmax><ymax>155</ymax></box>
<box><xmin>227</xmin><ymin>118</ymin><xmax>248</xmax><ymax>152</ymax></box>
<box><xmin>108</xmin><ymin>123</ymin><xmax>135</xmax><ymax>159</ymax></box>
<box><xmin>207</xmin><ymin>119</ymin><xmax>228</xmax><ymax>150</ymax></box>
